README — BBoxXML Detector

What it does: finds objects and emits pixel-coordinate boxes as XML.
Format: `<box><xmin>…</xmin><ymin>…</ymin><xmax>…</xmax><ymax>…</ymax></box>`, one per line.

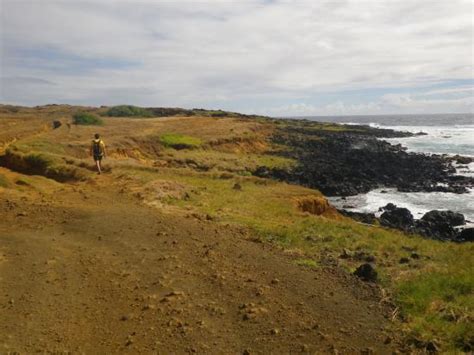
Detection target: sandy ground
<box><xmin>0</xmin><ymin>172</ymin><xmax>399</xmax><ymax>354</ymax></box>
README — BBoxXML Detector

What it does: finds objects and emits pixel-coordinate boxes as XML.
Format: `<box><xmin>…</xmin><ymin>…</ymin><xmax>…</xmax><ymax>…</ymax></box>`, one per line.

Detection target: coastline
<box><xmin>259</xmin><ymin>118</ymin><xmax>474</xmax><ymax>196</ymax></box>
<box><xmin>1</xmin><ymin>104</ymin><xmax>473</xmax><ymax>351</ymax></box>
<box><xmin>258</xmin><ymin>118</ymin><xmax>474</xmax><ymax>240</ymax></box>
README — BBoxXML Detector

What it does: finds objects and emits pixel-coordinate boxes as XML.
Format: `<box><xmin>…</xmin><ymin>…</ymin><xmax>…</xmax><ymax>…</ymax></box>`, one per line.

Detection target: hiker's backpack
<box><xmin>93</xmin><ymin>139</ymin><xmax>103</xmax><ymax>155</ymax></box>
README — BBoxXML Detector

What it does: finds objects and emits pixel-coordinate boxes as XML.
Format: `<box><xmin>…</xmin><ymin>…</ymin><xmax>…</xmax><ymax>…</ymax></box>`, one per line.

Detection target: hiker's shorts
<box><xmin>94</xmin><ymin>154</ymin><xmax>103</xmax><ymax>161</ymax></box>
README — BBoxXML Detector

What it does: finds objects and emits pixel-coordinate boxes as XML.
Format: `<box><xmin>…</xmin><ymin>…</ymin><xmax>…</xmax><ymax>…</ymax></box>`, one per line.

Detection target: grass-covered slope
<box><xmin>0</xmin><ymin>104</ymin><xmax>472</xmax><ymax>352</ymax></box>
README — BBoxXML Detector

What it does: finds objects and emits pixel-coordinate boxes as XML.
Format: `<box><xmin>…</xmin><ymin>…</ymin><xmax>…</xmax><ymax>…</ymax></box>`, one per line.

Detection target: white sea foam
<box><xmin>455</xmin><ymin>162</ymin><xmax>474</xmax><ymax>178</ymax></box>
<box><xmin>328</xmin><ymin>188</ymin><xmax>474</xmax><ymax>222</ymax></box>
<box><xmin>319</xmin><ymin>116</ymin><xmax>474</xmax><ymax>221</ymax></box>
<box><xmin>383</xmin><ymin>124</ymin><xmax>474</xmax><ymax>157</ymax></box>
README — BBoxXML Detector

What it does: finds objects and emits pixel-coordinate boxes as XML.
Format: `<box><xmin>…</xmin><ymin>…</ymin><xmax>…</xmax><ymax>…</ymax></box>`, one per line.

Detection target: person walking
<box><xmin>90</xmin><ymin>133</ymin><xmax>106</xmax><ymax>174</ymax></box>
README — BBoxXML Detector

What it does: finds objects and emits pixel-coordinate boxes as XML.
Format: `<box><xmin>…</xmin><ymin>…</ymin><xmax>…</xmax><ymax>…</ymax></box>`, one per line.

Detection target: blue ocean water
<box><xmin>299</xmin><ymin>113</ymin><xmax>474</xmax><ymax>222</ymax></box>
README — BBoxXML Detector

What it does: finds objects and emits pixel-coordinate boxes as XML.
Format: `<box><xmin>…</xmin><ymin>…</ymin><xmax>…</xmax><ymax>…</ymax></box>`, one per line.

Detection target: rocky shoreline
<box><xmin>255</xmin><ymin>119</ymin><xmax>474</xmax><ymax>242</ymax></box>
<box><xmin>340</xmin><ymin>204</ymin><xmax>473</xmax><ymax>243</ymax></box>
<box><xmin>256</xmin><ymin>120</ymin><xmax>474</xmax><ymax>196</ymax></box>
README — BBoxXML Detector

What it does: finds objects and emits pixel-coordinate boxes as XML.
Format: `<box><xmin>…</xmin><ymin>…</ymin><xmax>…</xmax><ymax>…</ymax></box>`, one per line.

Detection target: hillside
<box><xmin>0</xmin><ymin>104</ymin><xmax>472</xmax><ymax>352</ymax></box>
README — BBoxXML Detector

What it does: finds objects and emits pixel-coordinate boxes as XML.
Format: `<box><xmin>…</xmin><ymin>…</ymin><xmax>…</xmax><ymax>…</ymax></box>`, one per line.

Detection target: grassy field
<box><xmin>115</xmin><ymin>163</ymin><xmax>473</xmax><ymax>352</ymax></box>
<box><xmin>0</xmin><ymin>104</ymin><xmax>472</xmax><ymax>352</ymax></box>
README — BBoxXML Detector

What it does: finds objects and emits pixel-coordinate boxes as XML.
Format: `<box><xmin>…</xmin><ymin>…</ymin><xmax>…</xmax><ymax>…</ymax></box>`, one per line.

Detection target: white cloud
<box><xmin>381</xmin><ymin>91</ymin><xmax>473</xmax><ymax>113</ymax></box>
<box><xmin>262</xmin><ymin>86</ymin><xmax>474</xmax><ymax>116</ymax></box>
<box><xmin>264</xmin><ymin>101</ymin><xmax>384</xmax><ymax>116</ymax></box>
<box><xmin>0</xmin><ymin>0</ymin><xmax>472</xmax><ymax>114</ymax></box>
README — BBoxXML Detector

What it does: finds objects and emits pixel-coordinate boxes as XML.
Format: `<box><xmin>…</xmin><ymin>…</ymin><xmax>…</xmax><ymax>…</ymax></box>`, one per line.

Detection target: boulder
<box><xmin>457</xmin><ymin>228</ymin><xmax>474</xmax><ymax>242</ymax></box>
<box><xmin>380</xmin><ymin>207</ymin><xmax>414</xmax><ymax>230</ymax></box>
<box><xmin>452</xmin><ymin>155</ymin><xmax>473</xmax><ymax>165</ymax></box>
<box><xmin>421</xmin><ymin>210</ymin><xmax>465</xmax><ymax>227</ymax></box>
<box><xmin>379</xmin><ymin>203</ymin><xmax>397</xmax><ymax>212</ymax></box>
<box><xmin>353</xmin><ymin>263</ymin><xmax>377</xmax><ymax>282</ymax></box>
<box><xmin>338</xmin><ymin>210</ymin><xmax>376</xmax><ymax>224</ymax></box>
<box><xmin>414</xmin><ymin>210</ymin><xmax>466</xmax><ymax>241</ymax></box>
<box><xmin>415</xmin><ymin>220</ymin><xmax>457</xmax><ymax>241</ymax></box>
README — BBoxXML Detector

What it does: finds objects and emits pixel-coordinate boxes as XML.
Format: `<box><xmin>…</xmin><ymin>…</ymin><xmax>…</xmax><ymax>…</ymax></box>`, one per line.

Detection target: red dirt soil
<box><xmin>0</xmin><ymin>174</ymin><xmax>399</xmax><ymax>353</ymax></box>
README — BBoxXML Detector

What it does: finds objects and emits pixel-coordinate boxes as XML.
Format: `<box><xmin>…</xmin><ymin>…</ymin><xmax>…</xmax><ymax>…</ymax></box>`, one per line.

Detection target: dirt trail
<box><xmin>0</xmin><ymin>175</ymin><xmax>398</xmax><ymax>353</ymax></box>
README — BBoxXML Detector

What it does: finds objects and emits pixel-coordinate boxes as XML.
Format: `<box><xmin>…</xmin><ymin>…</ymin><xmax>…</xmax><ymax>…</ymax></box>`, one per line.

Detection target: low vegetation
<box><xmin>159</xmin><ymin>133</ymin><xmax>202</xmax><ymax>149</ymax></box>
<box><xmin>105</xmin><ymin>105</ymin><xmax>153</xmax><ymax>117</ymax></box>
<box><xmin>73</xmin><ymin>112</ymin><xmax>103</xmax><ymax>126</ymax></box>
<box><xmin>160</xmin><ymin>149</ymin><xmax>295</xmax><ymax>173</ymax></box>
<box><xmin>0</xmin><ymin>173</ymin><xmax>9</xmax><ymax>188</ymax></box>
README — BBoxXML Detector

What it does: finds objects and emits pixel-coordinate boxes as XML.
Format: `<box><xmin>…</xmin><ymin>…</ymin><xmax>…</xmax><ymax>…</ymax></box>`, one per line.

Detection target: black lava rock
<box><xmin>457</xmin><ymin>228</ymin><xmax>474</xmax><ymax>242</ymax></box>
<box><xmin>338</xmin><ymin>210</ymin><xmax>376</xmax><ymax>224</ymax></box>
<box><xmin>421</xmin><ymin>210</ymin><xmax>465</xmax><ymax>227</ymax></box>
<box><xmin>414</xmin><ymin>210</ymin><xmax>466</xmax><ymax>241</ymax></box>
<box><xmin>261</xmin><ymin>122</ymin><xmax>474</xmax><ymax>196</ymax></box>
<box><xmin>379</xmin><ymin>203</ymin><xmax>397</xmax><ymax>212</ymax></box>
<box><xmin>380</xmin><ymin>207</ymin><xmax>414</xmax><ymax>230</ymax></box>
<box><xmin>354</xmin><ymin>263</ymin><xmax>378</xmax><ymax>282</ymax></box>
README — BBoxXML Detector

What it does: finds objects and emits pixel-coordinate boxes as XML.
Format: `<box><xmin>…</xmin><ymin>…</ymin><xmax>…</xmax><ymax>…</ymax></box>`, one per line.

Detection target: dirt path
<box><xmin>0</xmin><ymin>176</ymin><xmax>398</xmax><ymax>353</ymax></box>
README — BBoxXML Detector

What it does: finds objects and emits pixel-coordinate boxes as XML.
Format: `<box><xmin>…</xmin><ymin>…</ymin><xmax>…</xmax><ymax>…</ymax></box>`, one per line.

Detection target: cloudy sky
<box><xmin>1</xmin><ymin>0</ymin><xmax>473</xmax><ymax>116</ymax></box>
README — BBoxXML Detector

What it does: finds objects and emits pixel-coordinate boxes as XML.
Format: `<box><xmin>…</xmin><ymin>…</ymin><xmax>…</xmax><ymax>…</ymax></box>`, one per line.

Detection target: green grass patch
<box><xmin>14</xmin><ymin>139</ymin><xmax>66</xmax><ymax>155</ymax></box>
<box><xmin>15</xmin><ymin>177</ymin><xmax>32</xmax><ymax>186</ymax></box>
<box><xmin>160</xmin><ymin>134</ymin><xmax>202</xmax><ymax>150</ymax></box>
<box><xmin>396</xmin><ymin>269</ymin><xmax>473</xmax><ymax>352</ymax></box>
<box><xmin>164</xmin><ymin>149</ymin><xmax>295</xmax><ymax>173</ymax></box>
<box><xmin>73</xmin><ymin>112</ymin><xmax>103</xmax><ymax>126</ymax></box>
<box><xmin>0</xmin><ymin>173</ymin><xmax>9</xmax><ymax>188</ymax></box>
<box><xmin>106</xmin><ymin>105</ymin><xmax>153</xmax><ymax>117</ymax></box>
<box><xmin>295</xmin><ymin>258</ymin><xmax>319</xmax><ymax>268</ymax></box>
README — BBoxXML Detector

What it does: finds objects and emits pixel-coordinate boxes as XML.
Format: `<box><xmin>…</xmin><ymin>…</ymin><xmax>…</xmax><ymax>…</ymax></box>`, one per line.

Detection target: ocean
<box><xmin>300</xmin><ymin>114</ymin><xmax>474</xmax><ymax>222</ymax></box>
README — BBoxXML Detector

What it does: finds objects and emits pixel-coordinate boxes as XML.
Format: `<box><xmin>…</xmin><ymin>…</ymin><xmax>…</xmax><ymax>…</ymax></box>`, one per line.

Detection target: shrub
<box><xmin>73</xmin><ymin>112</ymin><xmax>103</xmax><ymax>126</ymax></box>
<box><xmin>106</xmin><ymin>105</ymin><xmax>153</xmax><ymax>117</ymax></box>
<box><xmin>160</xmin><ymin>134</ymin><xmax>202</xmax><ymax>150</ymax></box>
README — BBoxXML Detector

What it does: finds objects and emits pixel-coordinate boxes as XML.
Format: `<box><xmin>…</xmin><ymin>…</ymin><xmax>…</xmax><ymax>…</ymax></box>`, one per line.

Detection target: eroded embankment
<box><xmin>0</xmin><ymin>148</ymin><xmax>89</xmax><ymax>182</ymax></box>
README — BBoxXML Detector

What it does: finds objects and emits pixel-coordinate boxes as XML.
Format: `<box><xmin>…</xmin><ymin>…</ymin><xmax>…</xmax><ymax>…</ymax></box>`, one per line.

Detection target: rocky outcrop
<box><xmin>446</xmin><ymin>155</ymin><xmax>474</xmax><ymax>165</ymax></box>
<box><xmin>414</xmin><ymin>210</ymin><xmax>465</xmax><ymax>240</ymax></box>
<box><xmin>256</xmin><ymin>121</ymin><xmax>473</xmax><ymax>196</ymax></box>
<box><xmin>420</xmin><ymin>210</ymin><xmax>465</xmax><ymax>226</ymax></box>
<box><xmin>380</xmin><ymin>207</ymin><xmax>414</xmax><ymax>231</ymax></box>
<box><xmin>338</xmin><ymin>210</ymin><xmax>377</xmax><ymax>224</ymax></box>
<box><xmin>365</xmin><ymin>204</ymin><xmax>470</xmax><ymax>242</ymax></box>
<box><xmin>457</xmin><ymin>228</ymin><xmax>474</xmax><ymax>242</ymax></box>
<box><xmin>353</xmin><ymin>263</ymin><xmax>377</xmax><ymax>282</ymax></box>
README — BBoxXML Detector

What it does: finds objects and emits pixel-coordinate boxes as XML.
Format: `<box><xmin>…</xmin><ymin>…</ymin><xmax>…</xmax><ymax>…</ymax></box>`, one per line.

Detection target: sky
<box><xmin>0</xmin><ymin>0</ymin><xmax>473</xmax><ymax>116</ymax></box>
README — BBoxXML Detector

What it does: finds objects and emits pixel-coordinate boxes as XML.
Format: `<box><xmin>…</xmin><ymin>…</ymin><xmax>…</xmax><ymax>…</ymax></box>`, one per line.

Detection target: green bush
<box><xmin>73</xmin><ymin>112</ymin><xmax>103</xmax><ymax>126</ymax></box>
<box><xmin>160</xmin><ymin>134</ymin><xmax>202</xmax><ymax>150</ymax></box>
<box><xmin>106</xmin><ymin>105</ymin><xmax>153</xmax><ymax>117</ymax></box>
